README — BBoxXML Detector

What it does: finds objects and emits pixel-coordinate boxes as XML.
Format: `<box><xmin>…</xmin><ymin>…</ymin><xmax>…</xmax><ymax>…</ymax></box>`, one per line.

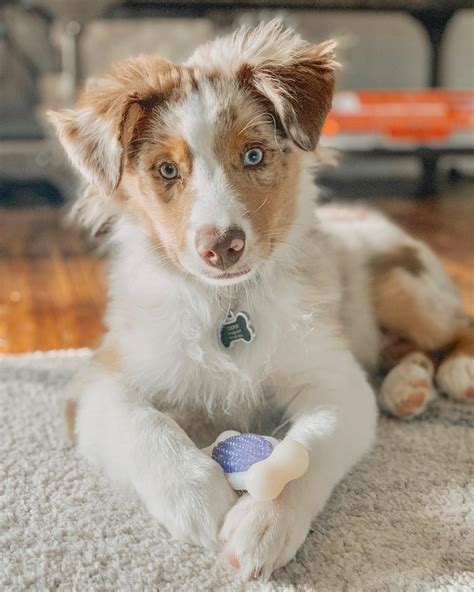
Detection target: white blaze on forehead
<box><xmin>173</xmin><ymin>81</ymin><xmax>249</xmax><ymax>234</ymax></box>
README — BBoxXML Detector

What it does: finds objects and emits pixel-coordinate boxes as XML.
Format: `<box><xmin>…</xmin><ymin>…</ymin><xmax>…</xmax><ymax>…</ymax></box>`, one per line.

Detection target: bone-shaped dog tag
<box><xmin>219</xmin><ymin>311</ymin><xmax>255</xmax><ymax>349</ymax></box>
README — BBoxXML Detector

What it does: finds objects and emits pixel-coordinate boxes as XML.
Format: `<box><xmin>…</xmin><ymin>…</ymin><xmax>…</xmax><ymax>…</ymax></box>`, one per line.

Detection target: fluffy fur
<box><xmin>49</xmin><ymin>20</ymin><xmax>473</xmax><ymax>580</ymax></box>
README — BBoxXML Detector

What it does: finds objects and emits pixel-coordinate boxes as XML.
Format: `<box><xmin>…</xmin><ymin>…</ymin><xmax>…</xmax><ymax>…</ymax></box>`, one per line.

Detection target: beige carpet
<box><xmin>1</xmin><ymin>351</ymin><xmax>473</xmax><ymax>591</ymax></box>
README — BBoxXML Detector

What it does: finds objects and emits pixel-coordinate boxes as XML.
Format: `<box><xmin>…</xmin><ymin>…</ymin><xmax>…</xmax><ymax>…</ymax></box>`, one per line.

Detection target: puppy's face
<box><xmin>50</xmin><ymin>22</ymin><xmax>336</xmax><ymax>285</ymax></box>
<box><xmin>123</xmin><ymin>80</ymin><xmax>301</xmax><ymax>284</ymax></box>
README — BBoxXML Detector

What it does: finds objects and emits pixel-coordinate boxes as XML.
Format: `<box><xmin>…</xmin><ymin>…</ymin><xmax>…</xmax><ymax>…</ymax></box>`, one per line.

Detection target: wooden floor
<box><xmin>0</xmin><ymin>208</ymin><xmax>106</xmax><ymax>353</ymax></box>
<box><xmin>1</xmin><ymin>187</ymin><xmax>473</xmax><ymax>354</ymax></box>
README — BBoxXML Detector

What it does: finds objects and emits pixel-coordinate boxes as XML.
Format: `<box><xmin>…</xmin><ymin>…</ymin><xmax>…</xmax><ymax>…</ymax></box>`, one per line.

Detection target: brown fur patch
<box><xmin>373</xmin><ymin>270</ymin><xmax>460</xmax><ymax>351</ymax></box>
<box><xmin>237</xmin><ymin>42</ymin><xmax>336</xmax><ymax>151</ymax></box>
<box><xmin>124</xmin><ymin>119</ymin><xmax>196</xmax><ymax>261</ymax></box>
<box><xmin>65</xmin><ymin>399</ymin><xmax>77</xmax><ymax>445</ymax></box>
<box><xmin>122</xmin><ymin>148</ymin><xmax>196</xmax><ymax>270</ymax></box>
<box><xmin>239</xmin><ymin>151</ymin><xmax>299</xmax><ymax>259</ymax></box>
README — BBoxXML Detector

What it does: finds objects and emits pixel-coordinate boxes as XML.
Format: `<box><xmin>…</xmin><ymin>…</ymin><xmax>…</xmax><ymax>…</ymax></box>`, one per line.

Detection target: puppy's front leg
<box><xmin>74</xmin><ymin>368</ymin><xmax>237</xmax><ymax>549</ymax></box>
<box><xmin>221</xmin><ymin>349</ymin><xmax>377</xmax><ymax>579</ymax></box>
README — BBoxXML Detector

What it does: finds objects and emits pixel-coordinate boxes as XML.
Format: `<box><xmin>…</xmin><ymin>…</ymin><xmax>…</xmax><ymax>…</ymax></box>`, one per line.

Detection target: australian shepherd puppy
<box><xmin>50</xmin><ymin>20</ymin><xmax>473</xmax><ymax>580</ymax></box>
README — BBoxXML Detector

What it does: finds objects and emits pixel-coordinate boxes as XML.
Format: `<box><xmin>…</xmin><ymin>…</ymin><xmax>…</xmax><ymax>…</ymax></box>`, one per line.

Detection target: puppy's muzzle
<box><xmin>196</xmin><ymin>225</ymin><xmax>246</xmax><ymax>270</ymax></box>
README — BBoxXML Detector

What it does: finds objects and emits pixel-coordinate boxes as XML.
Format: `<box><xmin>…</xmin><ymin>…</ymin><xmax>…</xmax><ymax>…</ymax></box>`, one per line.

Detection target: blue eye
<box><xmin>243</xmin><ymin>147</ymin><xmax>264</xmax><ymax>166</ymax></box>
<box><xmin>159</xmin><ymin>162</ymin><xmax>179</xmax><ymax>180</ymax></box>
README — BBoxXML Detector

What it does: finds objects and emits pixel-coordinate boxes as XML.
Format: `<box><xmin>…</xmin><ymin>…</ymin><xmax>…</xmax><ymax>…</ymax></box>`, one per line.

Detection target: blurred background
<box><xmin>0</xmin><ymin>0</ymin><xmax>473</xmax><ymax>353</ymax></box>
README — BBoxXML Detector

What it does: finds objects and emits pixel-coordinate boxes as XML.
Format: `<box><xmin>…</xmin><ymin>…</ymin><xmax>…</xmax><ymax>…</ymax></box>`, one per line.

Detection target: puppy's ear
<box><xmin>48</xmin><ymin>55</ymin><xmax>180</xmax><ymax>195</ymax></box>
<box><xmin>239</xmin><ymin>38</ymin><xmax>338</xmax><ymax>151</ymax></box>
<box><xmin>48</xmin><ymin>93</ymin><xmax>135</xmax><ymax>196</ymax></box>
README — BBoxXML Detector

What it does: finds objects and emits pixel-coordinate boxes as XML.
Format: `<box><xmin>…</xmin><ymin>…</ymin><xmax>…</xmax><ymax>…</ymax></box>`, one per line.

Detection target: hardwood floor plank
<box><xmin>0</xmin><ymin>255</ymin><xmax>105</xmax><ymax>353</ymax></box>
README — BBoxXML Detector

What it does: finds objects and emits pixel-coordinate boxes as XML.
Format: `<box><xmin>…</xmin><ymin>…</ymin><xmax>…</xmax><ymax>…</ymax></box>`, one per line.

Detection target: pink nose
<box><xmin>196</xmin><ymin>225</ymin><xmax>246</xmax><ymax>270</ymax></box>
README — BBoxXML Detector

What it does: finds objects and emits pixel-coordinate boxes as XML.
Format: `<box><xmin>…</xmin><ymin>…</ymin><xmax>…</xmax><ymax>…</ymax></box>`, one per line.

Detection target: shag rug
<box><xmin>1</xmin><ymin>351</ymin><xmax>473</xmax><ymax>591</ymax></box>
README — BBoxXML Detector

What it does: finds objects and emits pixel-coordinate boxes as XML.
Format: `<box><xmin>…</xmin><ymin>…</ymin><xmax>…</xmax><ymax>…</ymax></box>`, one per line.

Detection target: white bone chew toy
<box><xmin>203</xmin><ymin>431</ymin><xmax>309</xmax><ymax>501</ymax></box>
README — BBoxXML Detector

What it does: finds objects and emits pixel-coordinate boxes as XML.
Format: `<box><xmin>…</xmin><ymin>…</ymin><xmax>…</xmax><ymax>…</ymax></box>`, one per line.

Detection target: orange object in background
<box><xmin>323</xmin><ymin>90</ymin><xmax>474</xmax><ymax>144</ymax></box>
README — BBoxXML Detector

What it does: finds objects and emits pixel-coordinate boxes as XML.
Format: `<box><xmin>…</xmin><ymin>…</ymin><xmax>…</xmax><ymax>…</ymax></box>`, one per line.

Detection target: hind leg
<box><xmin>436</xmin><ymin>327</ymin><xmax>474</xmax><ymax>402</ymax></box>
<box><xmin>371</xmin><ymin>230</ymin><xmax>469</xmax><ymax>416</ymax></box>
<box><xmin>372</xmin><ymin>245</ymin><xmax>467</xmax><ymax>353</ymax></box>
<box><xmin>380</xmin><ymin>351</ymin><xmax>436</xmax><ymax>419</ymax></box>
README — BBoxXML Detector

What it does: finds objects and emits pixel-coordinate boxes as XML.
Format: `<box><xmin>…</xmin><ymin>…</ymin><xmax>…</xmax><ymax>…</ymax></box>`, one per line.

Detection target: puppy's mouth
<box><xmin>213</xmin><ymin>269</ymin><xmax>251</xmax><ymax>280</ymax></box>
<box><xmin>199</xmin><ymin>267</ymin><xmax>255</xmax><ymax>286</ymax></box>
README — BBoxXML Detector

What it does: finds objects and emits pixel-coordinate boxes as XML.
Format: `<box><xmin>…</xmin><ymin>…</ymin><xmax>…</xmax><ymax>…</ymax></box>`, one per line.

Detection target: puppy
<box><xmin>50</xmin><ymin>20</ymin><xmax>473</xmax><ymax>580</ymax></box>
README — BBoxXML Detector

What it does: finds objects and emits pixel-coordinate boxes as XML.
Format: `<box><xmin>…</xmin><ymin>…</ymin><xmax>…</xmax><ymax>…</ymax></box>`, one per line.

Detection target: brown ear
<box><xmin>48</xmin><ymin>55</ymin><xmax>182</xmax><ymax>195</ymax></box>
<box><xmin>240</xmin><ymin>40</ymin><xmax>337</xmax><ymax>151</ymax></box>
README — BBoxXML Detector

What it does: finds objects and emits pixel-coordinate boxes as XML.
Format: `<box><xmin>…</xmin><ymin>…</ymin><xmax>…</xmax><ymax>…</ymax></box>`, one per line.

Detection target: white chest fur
<box><xmin>104</xmin><ymin>216</ymin><xmax>377</xmax><ymax>422</ymax></box>
<box><xmin>106</xmin><ymin>233</ymin><xmax>334</xmax><ymax>420</ymax></box>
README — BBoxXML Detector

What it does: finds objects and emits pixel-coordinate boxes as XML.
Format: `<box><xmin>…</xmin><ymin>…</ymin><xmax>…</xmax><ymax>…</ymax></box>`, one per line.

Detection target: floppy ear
<box><xmin>239</xmin><ymin>38</ymin><xmax>338</xmax><ymax>151</ymax></box>
<box><xmin>48</xmin><ymin>55</ymin><xmax>180</xmax><ymax>195</ymax></box>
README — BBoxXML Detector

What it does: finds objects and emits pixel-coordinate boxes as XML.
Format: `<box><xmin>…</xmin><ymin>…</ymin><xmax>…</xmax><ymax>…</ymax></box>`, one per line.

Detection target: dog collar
<box><xmin>219</xmin><ymin>310</ymin><xmax>255</xmax><ymax>349</ymax></box>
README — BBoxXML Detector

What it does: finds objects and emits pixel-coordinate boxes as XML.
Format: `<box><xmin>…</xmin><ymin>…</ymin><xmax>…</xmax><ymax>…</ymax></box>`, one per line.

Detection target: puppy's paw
<box><xmin>436</xmin><ymin>355</ymin><xmax>474</xmax><ymax>402</ymax></box>
<box><xmin>147</xmin><ymin>453</ymin><xmax>238</xmax><ymax>550</ymax></box>
<box><xmin>220</xmin><ymin>494</ymin><xmax>309</xmax><ymax>580</ymax></box>
<box><xmin>380</xmin><ymin>352</ymin><xmax>435</xmax><ymax>419</ymax></box>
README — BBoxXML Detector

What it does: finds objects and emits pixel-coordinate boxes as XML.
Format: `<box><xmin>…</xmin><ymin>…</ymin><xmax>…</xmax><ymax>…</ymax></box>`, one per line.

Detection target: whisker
<box><xmin>238</xmin><ymin>113</ymin><xmax>273</xmax><ymax>136</ymax></box>
<box><xmin>266</xmin><ymin>112</ymin><xmax>283</xmax><ymax>153</ymax></box>
<box><xmin>253</xmin><ymin>193</ymin><xmax>270</xmax><ymax>214</ymax></box>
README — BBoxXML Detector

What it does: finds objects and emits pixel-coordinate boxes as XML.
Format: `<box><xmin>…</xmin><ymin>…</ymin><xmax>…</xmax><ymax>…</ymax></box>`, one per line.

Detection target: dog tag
<box><xmin>219</xmin><ymin>310</ymin><xmax>255</xmax><ymax>349</ymax></box>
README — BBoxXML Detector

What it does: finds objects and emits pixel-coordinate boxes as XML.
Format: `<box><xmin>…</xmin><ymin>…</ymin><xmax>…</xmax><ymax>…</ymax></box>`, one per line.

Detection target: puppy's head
<box><xmin>49</xmin><ymin>20</ymin><xmax>337</xmax><ymax>285</ymax></box>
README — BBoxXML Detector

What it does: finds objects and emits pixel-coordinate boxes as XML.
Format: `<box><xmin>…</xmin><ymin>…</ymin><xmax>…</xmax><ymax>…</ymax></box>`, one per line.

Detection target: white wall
<box><xmin>443</xmin><ymin>10</ymin><xmax>474</xmax><ymax>89</ymax></box>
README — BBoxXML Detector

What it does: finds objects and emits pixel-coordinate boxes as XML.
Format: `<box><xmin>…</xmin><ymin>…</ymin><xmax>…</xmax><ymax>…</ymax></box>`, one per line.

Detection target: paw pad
<box><xmin>395</xmin><ymin>391</ymin><xmax>426</xmax><ymax>417</ymax></box>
